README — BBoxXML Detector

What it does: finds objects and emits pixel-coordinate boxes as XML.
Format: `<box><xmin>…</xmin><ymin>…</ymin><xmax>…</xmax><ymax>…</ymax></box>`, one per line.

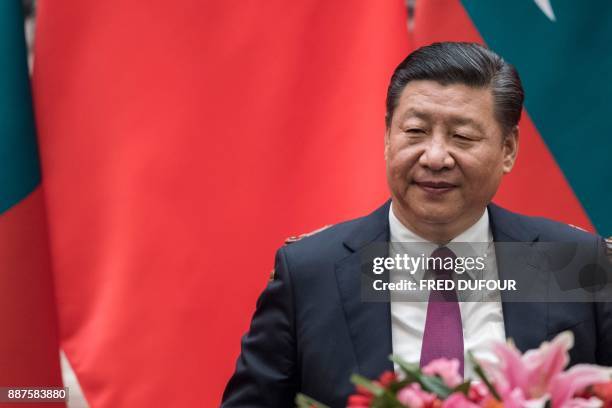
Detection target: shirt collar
<box><xmin>388</xmin><ymin>204</ymin><xmax>492</xmax><ymax>279</ymax></box>
<box><xmin>389</xmin><ymin>204</ymin><xmax>491</xmax><ymax>244</ymax></box>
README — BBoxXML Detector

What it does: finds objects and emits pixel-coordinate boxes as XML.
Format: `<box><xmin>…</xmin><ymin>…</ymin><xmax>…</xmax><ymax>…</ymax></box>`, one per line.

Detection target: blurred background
<box><xmin>2</xmin><ymin>0</ymin><xmax>610</xmax><ymax>407</ymax></box>
<box><xmin>22</xmin><ymin>0</ymin><xmax>35</xmax><ymax>65</ymax></box>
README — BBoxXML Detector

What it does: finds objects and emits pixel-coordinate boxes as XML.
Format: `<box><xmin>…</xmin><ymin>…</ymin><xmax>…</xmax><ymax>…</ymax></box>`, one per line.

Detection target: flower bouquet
<box><xmin>296</xmin><ymin>332</ymin><xmax>612</xmax><ymax>408</ymax></box>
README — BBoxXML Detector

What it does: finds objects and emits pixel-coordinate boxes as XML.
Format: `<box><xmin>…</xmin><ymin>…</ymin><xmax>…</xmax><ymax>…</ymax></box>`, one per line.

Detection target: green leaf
<box><xmin>371</xmin><ymin>392</ymin><xmax>407</xmax><ymax>408</ymax></box>
<box><xmin>350</xmin><ymin>373</ymin><xmax>407</xmax><ymax>408</ymax></box>
<box><xmin>452</xmin><ymin>381</ymin><xmax>471</xmax><ymax>396</ymax></box>
<box><xmin>372</xmin><ymin>390</ymin><xmax>405</xmax><ymax>408</ymax></box>
<box><xmin>467</xmin><ymin>351</ymin><xmax>501</xmax><ymax>401</ymax></box>
<box><xmin>389</xmin><ymin>355</ymin><xmax>452</xmax><ymax>398</ymax></box>
<box><xmin>295</xmin><ymin>393</ymin><xmax>331</xmax><ymax>408</ymax></box>
<box><xmin>388</xmin><ymin>355</ymin><xmax>420</xmax><ymax>384</ymax></box>
<box><xmin>350</xmin><ymin>374</ymin><xmax>385</xmax><ymax>396</ymax></box>
<box><xmin>389</xmin><ymin>355</ymin><xmax>420</xmax><ymax>375</ymax></box>
<box><xmin>420</xmin><ymin>375</ymin><xmax>453</xmax><ymax>398</ymax></box>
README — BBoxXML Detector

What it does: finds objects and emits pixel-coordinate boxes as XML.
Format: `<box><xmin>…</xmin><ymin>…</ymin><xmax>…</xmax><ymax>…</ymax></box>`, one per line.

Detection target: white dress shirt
<box><xmin>388</xmin><ymin>204</ymin><xmax>505</xmax><ymax>379</ymax></box>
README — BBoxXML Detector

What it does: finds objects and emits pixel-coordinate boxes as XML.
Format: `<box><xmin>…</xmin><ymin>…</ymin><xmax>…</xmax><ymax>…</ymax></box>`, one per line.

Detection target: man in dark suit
<box><xmin>221</xmin><ymin>42</ymin><xmax>612</xmax><ymax>407</ymax></box>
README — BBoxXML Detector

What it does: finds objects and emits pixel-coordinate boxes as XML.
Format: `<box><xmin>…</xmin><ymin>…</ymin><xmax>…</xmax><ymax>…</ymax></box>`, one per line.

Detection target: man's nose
<box><xmin>418</xmin><ymin>137</ymin><xmax>455</xmax><ymax>171</ymax></box>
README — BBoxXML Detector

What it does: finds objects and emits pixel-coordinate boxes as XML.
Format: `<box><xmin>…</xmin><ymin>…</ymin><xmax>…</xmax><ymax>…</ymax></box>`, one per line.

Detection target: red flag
<box><xmin>0</xmin><ymin>1</ymin><xmax>63</xmax><ymax>405</ymax></box>
<box><xmin>34</xmin><ymin>1</ymin><xmax>410</xmax><ymax>406</ymax></box>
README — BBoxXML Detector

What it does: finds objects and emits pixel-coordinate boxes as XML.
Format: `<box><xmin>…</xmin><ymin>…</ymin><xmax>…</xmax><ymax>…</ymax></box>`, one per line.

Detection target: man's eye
<box><xmin>454</xmin><ymin>134</ymin><xmax>472</xmax><ymax>141</ymax></box>
<box><xmin>405</xmin><ymin>128</ymin><xmax>424</xmax><ymax>134</ymax></box>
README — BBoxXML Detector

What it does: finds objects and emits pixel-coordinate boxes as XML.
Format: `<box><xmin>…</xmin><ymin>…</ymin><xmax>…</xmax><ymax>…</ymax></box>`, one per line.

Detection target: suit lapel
<box><xmin>488</xmin><ymin>203</ymin><xmax>549</xmax><ymax>352</ymax></box>
<box><xmin>335</xmin><ymin>201</ymin><xmax>394</xmax><ymax>377</ymax></box>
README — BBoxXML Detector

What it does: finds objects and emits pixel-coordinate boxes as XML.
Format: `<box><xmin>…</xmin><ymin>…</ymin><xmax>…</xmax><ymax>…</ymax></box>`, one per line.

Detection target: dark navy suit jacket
<box><xmin>222</xmin><ymin>201</ymin><xmax>612</xmax><ymax>407</ymax></box>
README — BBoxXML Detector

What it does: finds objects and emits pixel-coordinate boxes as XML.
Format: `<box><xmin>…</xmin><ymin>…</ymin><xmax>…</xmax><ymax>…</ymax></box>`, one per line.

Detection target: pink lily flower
<box><xmin>550</xmin><ymin>364</ymin><xmax>610</xmax><ymax>407</ymax></box>
<box><xmin>422</xmin><ymin>358</ymin><xmax>464</xmax><ymax>388</ymax></box>
<box><xmin>441</xmin><ymin>392</ymin><xmax>480</xmax><ymax>408</ymax></box>
<box><xmin>484</xmin><ymin>331</ymin><xmax>610</xmax><ymax>407</ymax></box>
<box><xmin>397</xmin><ymin>383</ymin><xmax>439</xmax><ymax>408</ymax></box>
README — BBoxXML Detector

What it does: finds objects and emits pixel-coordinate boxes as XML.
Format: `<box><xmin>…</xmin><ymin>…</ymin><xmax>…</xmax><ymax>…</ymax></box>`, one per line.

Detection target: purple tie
<box><xmin>419</xmin><ymin>247</ymin><xmax>464</xmax><ymax>375</ymax></box>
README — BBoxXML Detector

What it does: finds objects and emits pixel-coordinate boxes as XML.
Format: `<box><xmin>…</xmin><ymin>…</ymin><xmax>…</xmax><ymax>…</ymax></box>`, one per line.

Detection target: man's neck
<box><xmin>390</xmin><ymin>202</ymin><xmax>486</xmax><ymax>245</ymax></box>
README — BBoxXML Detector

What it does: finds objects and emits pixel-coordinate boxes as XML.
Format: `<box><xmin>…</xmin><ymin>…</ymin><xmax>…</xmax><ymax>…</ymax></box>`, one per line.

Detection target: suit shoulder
<box><xmin>491</xmin><ymin>204</ymin><xmax>599</xmax><ymax>242</ymax></box>
<box><xmin>527</xmin><ymin>215</ymin><xmax>596</xmax><ymax>242</ymax></box>
<box><xmin>269</xmin><ymin>217</ymin><xmax>363</xmax><ymax>282</ymax></box>
<box><xmin>270</xmin><ymin>202</ymin><xmax>390</xmax><ymax>280</ymax></box>
<box><xmin>279</xmin><ymin>202</ymin><xmax>391</xmax><ymax>268</ymax></box>
<box><xmin>281</xmin><ymin>215</ymin><xmax>365</xmax><ymax>257</ymax></box>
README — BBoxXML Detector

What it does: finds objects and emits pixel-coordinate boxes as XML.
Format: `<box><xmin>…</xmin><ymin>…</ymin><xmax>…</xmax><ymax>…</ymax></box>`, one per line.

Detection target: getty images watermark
<box><xmin>371</xmin><ymin>251</ymin><xmax>515</xmax><ymax>292</ymax></box>
<box><xmin>359</xmin><ymin>242</ymin><xmax>612</xmax><ymax>303</ymax></box>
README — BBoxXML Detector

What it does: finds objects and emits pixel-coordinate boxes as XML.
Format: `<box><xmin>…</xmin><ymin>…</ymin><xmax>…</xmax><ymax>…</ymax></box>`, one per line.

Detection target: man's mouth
<box><xmin>413</xmin><ymin>180</ymin><xmax>458</xmax><ymax>195</ymax></box>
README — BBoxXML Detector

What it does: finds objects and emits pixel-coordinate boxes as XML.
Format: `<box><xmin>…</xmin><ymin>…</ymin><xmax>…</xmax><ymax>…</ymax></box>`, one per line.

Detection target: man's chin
<box><xmin>398</xmin><ymin>199</ymin><xmax>462</xmax><ymax>225</ymax></box>
<box><xmin>415</xmin><ymin>210</ymin><xmax>460</xmax><ymax>225</ymax></box>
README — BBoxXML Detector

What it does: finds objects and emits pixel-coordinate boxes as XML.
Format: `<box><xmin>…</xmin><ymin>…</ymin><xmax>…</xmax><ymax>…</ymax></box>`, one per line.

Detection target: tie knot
<box><xmin>429</xmin><ymin>246</ymin><xmax>456</xmax><ymax>277</ymax></box>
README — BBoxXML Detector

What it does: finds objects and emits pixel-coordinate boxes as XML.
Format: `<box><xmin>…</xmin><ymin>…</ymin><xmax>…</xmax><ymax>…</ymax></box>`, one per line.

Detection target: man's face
<box><xmin>385</xmin><ymin>80</ymin><xmax>518</xmax><ymax>237</ymax></box>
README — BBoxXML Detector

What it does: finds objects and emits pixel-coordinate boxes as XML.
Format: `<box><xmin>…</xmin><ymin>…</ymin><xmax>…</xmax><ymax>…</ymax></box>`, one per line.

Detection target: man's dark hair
<box><xmin>385</xmin><ymin>42</ymin><xmax>524</xmax><ymax>134</ymax></box>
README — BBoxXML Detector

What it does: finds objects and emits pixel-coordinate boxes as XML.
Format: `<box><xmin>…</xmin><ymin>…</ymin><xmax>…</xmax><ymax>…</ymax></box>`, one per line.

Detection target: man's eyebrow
<box><xmin>398</xmin><ymin>110</ymin><xmax>486</xmax><ymax>132</ymax></box>
<box><xmin>398</xmin><ymin>109</ymin><xmax>431</xmax><ymax>123</ymax></box>
<box><xmin>448</xmin><ymin>117</ymin><xmax>485</xmax><ymax>132</ymax></box>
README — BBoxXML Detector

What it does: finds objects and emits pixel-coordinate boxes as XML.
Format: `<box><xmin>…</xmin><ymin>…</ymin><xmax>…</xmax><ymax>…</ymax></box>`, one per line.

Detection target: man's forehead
<box><xmin>398</xmin><ymin>80</ymin><xmax>493</xmax><ymax>104</ymax></box>
<box><xmin>395</xmin><ymin>81</ymin><xmax>494</xmax><ymax>124</ymax></box>
<box><xmin>400</xmin><ymin>79</ymin><xmax>491</xmax><ymax>94</ymax></box>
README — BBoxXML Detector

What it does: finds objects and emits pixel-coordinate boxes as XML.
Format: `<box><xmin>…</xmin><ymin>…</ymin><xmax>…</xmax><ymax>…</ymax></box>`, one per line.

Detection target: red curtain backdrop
<box><xmin>33</xmin><ymin>1</ymin><xmax>410</xmax><ymax>406</ymax></box>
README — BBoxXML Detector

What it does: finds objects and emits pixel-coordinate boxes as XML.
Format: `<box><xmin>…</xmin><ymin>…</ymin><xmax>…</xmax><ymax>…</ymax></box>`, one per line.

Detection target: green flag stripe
<box><xmin>0</xmin><ymin>0</ymin><xmax>41</xmax><ymax>214</ymax></box>
<box><xmin>462</xmin><ymin>0</ymin><xmax>612</xmax><ymax>234</ymax></box>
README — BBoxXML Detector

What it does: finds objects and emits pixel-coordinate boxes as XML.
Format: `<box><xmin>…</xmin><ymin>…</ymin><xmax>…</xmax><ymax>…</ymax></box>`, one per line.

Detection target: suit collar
<box><xmin>342</xmin><ymin>200</ymin><xmax>391</xmax><ymax>252</ymax></box>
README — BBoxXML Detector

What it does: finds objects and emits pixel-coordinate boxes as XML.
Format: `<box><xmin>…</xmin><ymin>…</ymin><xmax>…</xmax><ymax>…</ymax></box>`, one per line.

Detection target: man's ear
<box><xmin>502</xmin><ymin>125</ymin><xmax>519</xmax><ymax>174</ymax></box>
